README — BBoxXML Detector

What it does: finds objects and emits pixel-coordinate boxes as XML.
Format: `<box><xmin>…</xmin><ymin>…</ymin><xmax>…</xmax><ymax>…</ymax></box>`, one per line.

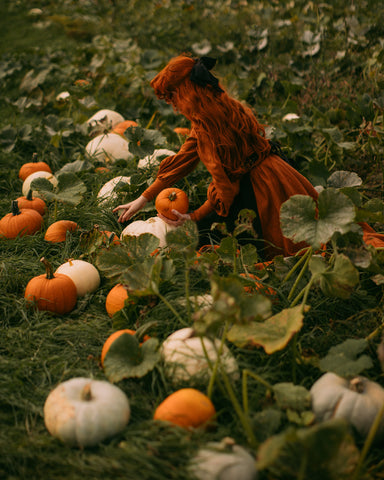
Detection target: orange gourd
<box><xmin>0</xmin><ymin>200</ymin><xmax>43</xmax><ymax>239</ymax></box>
<box><xmin>44</xmin><ymin>220</ymin><xmax>78</xmax><ymax>242</ymax></box>
<box><xmin>112</xmin><ymin>120</ymin><xmax>139</xmax><ymax>136</ymax></box>
<box><xmin>101</xmin><ymin>329</ymin><xmax>150</xmax><ymax>366</ymax></box>
<box><xmin>18</xmin><ymin>153</ymin><xmax>52</xmax><ymax>181</ymax></box>
<box><xmin>16</xmin><ymin>189</ymin><xmax>47</xmax><ymax>216</ymax></box>
<box><xmin>24</xmin><ymin>257</ymin><xmax>77</xmax><ymax>314</ymax></box>
<box><xmin>154</xmin><ymin>388</ymin><xmax>216</xmax><ymax>429</ymax></box>
<box><xmin>105</xmin><ymin>284</ymin><xmax>131</xmax><ymax>317</ymax></box>
<box><xmin>155</xmin><ymin>188</ymin><xmax>189</xmax><ymax>221</ymax></box>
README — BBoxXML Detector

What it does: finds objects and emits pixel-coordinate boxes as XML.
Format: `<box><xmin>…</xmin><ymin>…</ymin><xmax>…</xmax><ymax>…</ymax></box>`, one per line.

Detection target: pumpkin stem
<box><xmin>40</xmin><ymin>257</ymin><xmax>55</xmax><ymax>280</ymax></box>
<box><xmin>349</xmin><ymin>377</ymin><xmax>365</xmax><ymax>394</ymax></box>
<box><xmin>81</xmin><ymin>383</ymin><xmax>92</xmax><ymax>401</ymax></box>
<box><xmin>26</xmin><ymin>189</ymin><xmax>34</xmax><ymax>201</ymax></box>
<box><xmin>31</xmin><ymin>152</ymin><xmax>38</xmax><ymax>163</ymax></box>
<box><xmin>11</xmin><ymin>200</ymin><xmax>21</xmax><ymax>216</ymax></box>
<box><xmin>168</xmin><ymin>191</ymin><xmax>177</xmax><ymax>202</ymax></box>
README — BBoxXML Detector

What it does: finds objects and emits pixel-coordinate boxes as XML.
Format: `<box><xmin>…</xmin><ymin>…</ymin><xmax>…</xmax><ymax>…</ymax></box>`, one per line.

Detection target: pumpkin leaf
<box><xmin>96</xmin><ymin>246</ymin><xmax>134</xmax><ymax>281</ymax></box>
<box><xmin>319</xmin><ymin>338</ymin><xmax>373</xmax><ymax>377</ymax></box>
<box><xmin>227</xmin><ymin>305</ymin><xmax>308</xmax><ymax>353</ymax></box>
<box><xmin>103</xmin><ymin>334</ymin><xmax>160</xmax><ymax>382</ymax></box>
<box><xmin>119</xmin><ymin>257</ymin><xmax>163</xmax><ymax>296</ymax></box>
<box><xmin>31</xmin><ymin>172</ymin><xmax>86</xmax><ymax>205</ymax></box>
<box><xmin>318</xmin><ymin>254</ymin><xmax>360</xmax><ymax>299</ymax></box>
<box><xmin>326</xmin><ymin>170</ymin><xmax>362</xmax><ymax>189</ymax></box>
<box><xmin>124</xmin><ymin>126</ymin><xmax>166</xmax><ymax>157</ymax></box>
<box><xmin>56</xmin><ymin>159</ymin><xmax>94</xmax><ymax>174</ymax></box>
<box><xmin>166</xmin><ymin>220</ymin><xmax>199</xmax><ymax>257</ymax></box>
<box><xmin>257</xmin><ymin>419</ymin><xmax>359</xmax><ymax>479</ymax></box>
<box><xmin>280</xmin><ymin>189</ymin><xmax>356</xmax><ymax>249</ymax></box>
<box><xmin>120</xmin><ymin>233</ymin><xmax>161</xmax><ymax>258</ymax></box>
<box><xmin>273</xmin><ymin>382</ymin><xmax>312</xmax><ymax>412</ymax></box>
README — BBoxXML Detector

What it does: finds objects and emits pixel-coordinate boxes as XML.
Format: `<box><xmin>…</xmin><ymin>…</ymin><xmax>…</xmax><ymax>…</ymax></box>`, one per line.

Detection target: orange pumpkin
<box><xmin>153</xmin><ymin>388</ymin><xmax>216</xmax><ymax>429</ymax></box>
<box><xmin>44</xmin><ymin>220</ymin><xmax>78</xmax><ymax>242</ymax></box>
<box><xmin>155</xmin><ymin>188</ymin><xmax>189</xmax><ymax>221</ymax></box>
<box><xmin>16</xmin><ymin>189</ymin><xmax>47</xmax><ymax>216</ymax></box>
<box><xmin>0</xmin><ymin>200</ymin><xmax>43</xmax><ymax>239</ymax></box>
<box><xmin>18</xmin><ymin>153</ymin><xmax>52</xmax><ymax>181</ymax></box>
<box><xmin>105</xmin><ymin>284</ymin><xmax>131</xmax><ymax>317</ymax></box>
<box><xmin>112</xmin><ymin>120</ymin><xmax>139</xmax><ymax>136</ymax></box>
<box><xmin>24</xmin><ymin>257</ymin><xmax>77</xmax><ymax>314</ymax></box>
<box><xmin>101</xmin><ymin>329</ymin><xmax>150</xmax><ymax>366</ymax></box>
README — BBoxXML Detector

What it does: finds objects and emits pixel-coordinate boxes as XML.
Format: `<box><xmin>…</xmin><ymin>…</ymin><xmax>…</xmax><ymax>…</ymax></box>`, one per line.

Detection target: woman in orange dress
<box><xmin>113</xmin><ymin>55</ymin><xmax>383</xmax><ymax>260</ymax></box>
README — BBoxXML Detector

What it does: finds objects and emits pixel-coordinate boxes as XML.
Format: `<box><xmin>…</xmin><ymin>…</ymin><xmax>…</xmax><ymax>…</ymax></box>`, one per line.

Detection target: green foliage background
<box><xmin>0</xmin><ymin>1</ymin><xmax>384</xmax><ymax>479</ymax></box>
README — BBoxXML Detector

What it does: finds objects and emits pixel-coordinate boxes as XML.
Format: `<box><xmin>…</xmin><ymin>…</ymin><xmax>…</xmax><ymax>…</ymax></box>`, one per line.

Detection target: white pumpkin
<box><xmin>55</xmin><ymin>259</ymin><xmax>101</xmax><ymax>297</ymax></box>
<box><xmin>86</xmin><ymin>133</ymin><xmax>133</xmax><ymax>163</ymax></box>
<box><xmin>44</xmin><ymin>377</ymin><xmax>130</xmax><ymax>447</ymax></box>
<box><xmin>189</xmin><ymin>437</ymin><xmax>258</xmax><ymax>480</ymax></box>
<box><xmin>120</xmin><ymin>216</ymin><xmax>176</xmax><ymax>248</ymax></box>
<box><xmin>161</xmin><ymin>327</ymin><xmax>239</xmax><ymax>384</ymax></box>
<box><xmin>137</xmin><ymin>148</ymin><xmax>176</xmax><ymax>169</ymax></box>
<box><xmin>22</xmin><ymin>171</ymin><xmax>58</xmax><ymax>197</ymax></box>
<box><xmin>310</xmin><ymin>372</ymin><xmax>384</xmax><ymax>439</ymax></box>
<box><xmin>97</xmin><ymin>176</ymin><xmax>131</xmax><ymax>204</ymax></box>
<box><xmin>86</xmin><ymin>109</ymin><xmax>125</xmax><ymax>132</ymax></box>
<box><xmin>56</xmin><ymin>91</ymin><xmax>70</xmax><ymax>102</ymax></box>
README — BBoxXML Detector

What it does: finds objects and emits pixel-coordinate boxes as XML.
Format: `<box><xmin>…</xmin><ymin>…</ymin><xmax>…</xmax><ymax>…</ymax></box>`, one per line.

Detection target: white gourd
<box><xmin>97</xmin><ymin>176</ymin><xmax>131</xmax><ymax>204</ymax></box>
<box><xmin>120</xmin><ymin>216</ymin><xmax>176</xmax><ymax>248</ymax></box>
<box><xmin>86</xmin><ymin>133</ymin><xmax>133</xmax><ymax>163</ymax></box>
<box><xmin>44</xmin><ymin>377</ymin><xmax>130</xmax><ymax>447</ymax></box>
<box><xmin>137</xmin><ymin>148</ymin><xmax>176</xmax><ymax>169</ymax></box>
<box><xmin>86</xmin><ymin>109</ymin><xmax>125</xmax><ymax>132</ymax></box>
<box><xmin>22</xmin><ymin>171</ymin><xmax>58</xmax><ymax>197</ymax></box>
<box><xmin>55</xmin><ymin>259</ymin><xmax>101</xmax><ymax>297</ymax></box>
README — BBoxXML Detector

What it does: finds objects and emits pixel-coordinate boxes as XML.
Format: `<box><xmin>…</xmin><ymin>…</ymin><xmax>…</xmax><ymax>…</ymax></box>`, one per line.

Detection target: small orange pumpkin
<box><xmin>44</xmin><ymin>220</ymin><xmax>78</xmax><ymax>243</ymax></box>
<box><xmin>18</xmin><ymin>153</ymin><xmax>52</xmax><ymax>181</ymax></box>
<box><xmin>105</xmin><ymin>284</ymin><xmax>131</xmax><ymax>317</ymax></box>
<box><xmin>16</xmin><ymin>189</ymin><xmax>47</xmax><ymax>216</ymax></box>
<box><xmin>101</xmin><ymin>329</ymin><xmax>150</xmax><ymax>366</ymax></box>
<box><xmin>0</xmin><ymin>200</ymin><xmax>43</xmax><ymax>239</ymax></box>
<box><xmin>24</xmin><ymin>257</ymin><xmax>77</xmax><ymax>314</ymax></box>
<box><xmin>153</xmin><ymin>388</ymin><xmax>216</xmax><ymax>429</ymax></box>
<box><xmin>155</xmin><ymin>188</ymin><xmax>189</xmax><ymax>221</ymax></box>
<box><xmin>112</xmin><ymin>120</ymin><xmax>139</xmax><ymax>136</ymax></box>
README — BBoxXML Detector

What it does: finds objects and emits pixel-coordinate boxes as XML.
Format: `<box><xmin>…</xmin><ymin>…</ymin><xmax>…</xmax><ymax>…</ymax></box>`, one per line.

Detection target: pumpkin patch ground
<box><xmin>1</xmin><ymin>1</ymin><xmax>384</xmax><ymax>479</ymax></box>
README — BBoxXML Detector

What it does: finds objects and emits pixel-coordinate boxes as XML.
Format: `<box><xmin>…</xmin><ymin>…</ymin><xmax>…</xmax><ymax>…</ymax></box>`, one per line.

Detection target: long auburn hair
<box><xmin>150</xmin><ymin>54</ymin><xmax>271</xmax><ymax>175</ymax></box>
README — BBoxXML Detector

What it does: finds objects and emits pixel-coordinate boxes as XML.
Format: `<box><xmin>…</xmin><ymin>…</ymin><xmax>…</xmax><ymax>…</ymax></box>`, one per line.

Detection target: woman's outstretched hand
<box><xmin>158</xmin><ymin>209</ymin><xmax>191</xmax><ymax>227</ymax></box>
<box><xmin>113</xmin><ymin>195</ymin><xmax>148</xmax><ymax>223</ymax></box>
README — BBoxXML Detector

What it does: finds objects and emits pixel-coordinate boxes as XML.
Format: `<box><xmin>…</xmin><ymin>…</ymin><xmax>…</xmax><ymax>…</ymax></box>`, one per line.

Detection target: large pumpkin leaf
<box><xmin>166</xmin><ymin>220</ymin><xmax>199</xmax><ymax>256</ymax></box>
<box><xmin>326</xmin><ymin>170</ymin><xmax>362</xmax><ymax>189</ymax></box>
<box><xmin>103</xmin><ymin>334</ymin><xmax>160</xmax><ymax>382</ymax></box>
<box><xmin>318</xmin><ymin>254</ymin><xmax>360</xmax><ymax>299</ymax></box>
<box><xmin>31</xmin><ymin>172</ymin><xmax>86</xmax><ymax>206</ymax></box>
<box><xmin>280</xmin><ymin>189</ymin><xmax>356</xmax><ymax>249</ymax></box>
<box><xmin>124</xmin><ymin>125</ymin><xmax>166</xmax><ymax>157</ymax></box>
<box><xmin>257</xmin><ymin>419</ymin><xmax>359</xmax><ymax>479</ymax></box>
<box><xmin>96</xmin><ymin>245</ymin><xmax>134</xmax><ymax>281</ymax></box>
<box><xmin>318</xmin><ymin>338</ymin><xmax>373</xmax><ymax>377</ymax></box>
<box><xmin>119</xmin><ymin>256</ymin><xmax>164</xmax><ymax>296</ymax></box>
<box><xmin>227</xmin><ymin>305</ymin><xmax>308</xmax><ymax>354</ymax></box>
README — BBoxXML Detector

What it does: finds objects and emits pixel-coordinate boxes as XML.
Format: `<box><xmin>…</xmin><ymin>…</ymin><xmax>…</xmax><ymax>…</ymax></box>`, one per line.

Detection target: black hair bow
<box><xmin>190</xmin><ymin>57</ymin><xmax>224</xmax><ymax>93</ymax></box>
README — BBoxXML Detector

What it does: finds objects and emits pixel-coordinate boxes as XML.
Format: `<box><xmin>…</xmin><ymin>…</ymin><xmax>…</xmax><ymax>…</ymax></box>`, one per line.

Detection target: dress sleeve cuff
<box><xmin>142</xmin><ymin>178</ymin><xmax>169</xmax><ymax>202</ymax></box>
<box><xmin>190</xmin><ymin>200</ymin><xmax>215</xmax><ymax>222</ymax></box>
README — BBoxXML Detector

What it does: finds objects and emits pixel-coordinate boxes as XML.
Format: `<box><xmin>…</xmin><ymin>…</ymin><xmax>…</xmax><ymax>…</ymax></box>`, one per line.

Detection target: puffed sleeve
<box><xmin>142</xmin><ymin>134</ymin><xmax>200</xmax><ymax>201</ymax></box>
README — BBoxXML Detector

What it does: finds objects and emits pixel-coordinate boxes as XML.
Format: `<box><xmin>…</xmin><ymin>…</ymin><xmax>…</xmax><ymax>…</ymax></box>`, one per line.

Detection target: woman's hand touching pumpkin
<box><xmin>158</xmin><ymin>209</ymin><xmax>191</xmax><ymax>227</ymax></box>
<box><xmin>113</xmin><ymin>195</ymin><xmax>148</xmax><ymax>223</ymax></box>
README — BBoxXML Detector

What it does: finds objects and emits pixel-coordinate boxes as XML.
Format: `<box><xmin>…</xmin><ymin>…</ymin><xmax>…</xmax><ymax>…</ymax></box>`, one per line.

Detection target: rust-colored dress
<box><xmin>142</xmin><ymin>129</ymin><xmax>384</xmax><ymax>259</ymax></box>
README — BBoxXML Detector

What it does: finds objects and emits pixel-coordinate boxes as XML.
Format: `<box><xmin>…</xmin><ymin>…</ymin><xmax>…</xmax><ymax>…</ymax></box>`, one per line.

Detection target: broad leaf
<box><xmin>280</xmin><ymin>189</ymin><xmax>356</xmax><ymax>249</ymax></box>
<box><xmin>319</xmin><ymin>338</ymin><xmax>373</xmax><ymax>377</ymax></box>
<box><xmin>273</xmin><ymin>382</ymin><xmax>311</xmax><ymax>412</ymax></box>
<box><xmin>227</xmin><ymin>305</ymin><xmax>308</xmax><ymax>353</ymax></box>
<box><xmin>31</xmin><ymin>172</ymin><xmax>86</xmax><ymax>205</ymax></box>
<box><xmin>318</xmin><ymin>254</ymin><xmax>359</xmax><ymax>299</ymax></box>
<box><xmin>327</xmin><ymin>170</ymin><xmax>362</xmax><ymax>188</ymax></box>
<box><xmin>96</xmin><ymin>246</ymin><xmax>134</xmax><ymax>281</ymax></box>
<box><xmin>166</xmin><ymin>220</ymin><xmax>199</xmax><ymax>256</ymax></box>
<box><xmin>56</xmin><ymin>159</ymin><xmax>94</xmax><ymax>174</ymax></box>
<box><xmin>124</xmin><ymin>126</ymin><xmax>166</xmax><ymax>157</ymax></box>
<box><xmin>103</xmin><ymin>334</ymin><xmax>160</xmax><ymax>382</ymax></box>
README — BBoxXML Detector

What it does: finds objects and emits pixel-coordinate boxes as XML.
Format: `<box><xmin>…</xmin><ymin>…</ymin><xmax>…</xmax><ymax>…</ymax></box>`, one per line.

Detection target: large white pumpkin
<box><xmin>55</xmin><ymin>259</ymin><xmax>101</xmax><ymax>297</ymax></box>
<box><xmin>86</xmin><ymin>133</ymin><xmax>133</xmax><ymax>163</ymax></box>
<box><xmin>22</xmin><ymin>171</ymin><xmax>58</xmax><ymax>197</ymax></box>
<box><xmin>97</xmin><ymin>176</ymin><xmax>131</xmax><ymax>204</ymax></box>
<box><xmin>189</xmin><ymin>437</ymin><xmax>258</xmax><ymax>480</ymax></box>
<box><xmin>86</xmin><ymin>109</ymin><xmax>125</xmax><ymax>132</ymax></box>
<box><xmin>44</xmin><ymin>377</ymin><xmax>130</xmax><ymax>447</ymax></box>
<box><xmin>120</xmin><ymin>216</ymin><xmax>176</xmax><ymax>248</ymax></box>
<box><xmin>137</xmin><ymin>148</ymin><xmax>176</xmax><ymax>169</ymax></box>
<box><xmin>310</xmin><ymin>372</ymin><xmax>384</xmax><ymax>439</ymax></box>
<box><xmin>161</xmin><ymin>327</ymin><xmax>239</xmax><ymax>384</ymax></box>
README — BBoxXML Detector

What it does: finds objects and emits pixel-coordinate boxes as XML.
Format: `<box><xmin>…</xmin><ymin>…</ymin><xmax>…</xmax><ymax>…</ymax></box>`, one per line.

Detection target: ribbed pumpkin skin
<box><xmin>16</xmin><ymin>194</ymin><xmax>46</xmax><ymax>216</ymax></box>
<box><xmin>154</xmin><ymin>388</ymin><xmax>216</xmax><ymax>429</ymax></box>
<box><xmin>105</xmin><ymin>284</ymin><xmax>129</xmax><ymax>317</ymax></box>
<box><xmin>19</xmin><ymin>161</ymin><xmax>52</xmax><ymax>181</ymax></box>
<box><xmin>44</xmin><ymin>220</ymin><xmax>78</xmax><ymax>242</ymax></box>
<box><xmin>0</xmin><ymin>207</ymin><xmax>43</xmax><ymax>239</ymax></box>
<box><xmin>25</xmin><ymin>273</ymin><xmax>77</xmax><ymax>314</ymax></box>
<box><xmin>155</xmin><ymin>188</ymin><xmax>189</xmax><ymax>221</ymax></box>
